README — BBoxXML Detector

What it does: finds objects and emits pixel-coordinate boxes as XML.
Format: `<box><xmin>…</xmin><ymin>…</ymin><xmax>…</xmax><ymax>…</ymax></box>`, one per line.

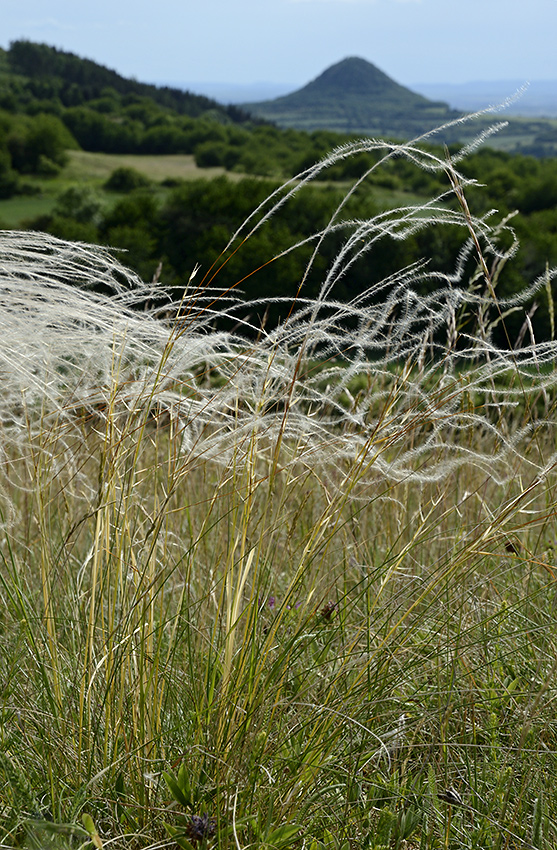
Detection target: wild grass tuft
<box><xmin>1</xmin><ymin>115</ymin><xmax>557</xmax><ymax>848</ymax></box>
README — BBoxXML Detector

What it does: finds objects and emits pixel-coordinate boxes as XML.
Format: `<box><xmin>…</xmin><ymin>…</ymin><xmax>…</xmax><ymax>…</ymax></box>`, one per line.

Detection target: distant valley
<box><xmin>170</xmin><ymin>58</ymin><xmax>557</xmax><ymax>157</ymax></box>
<box><xmin>413</xmin><ymin>80</ymin><xmax>557</xmax><ymax>118</ymax></box>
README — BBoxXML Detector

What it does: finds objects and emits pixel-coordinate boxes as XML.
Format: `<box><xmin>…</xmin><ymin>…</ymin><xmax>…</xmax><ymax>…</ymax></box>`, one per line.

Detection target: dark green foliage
<box><xmin>157</xmin><ymin>176</ymin><xmax>335</xmax><ymax>316</ymax></box>
<box><xmin>0</xmin><ymin>160</ymin><xmax>18</xmax><ymax>198</ymax></box>
<box><xmin>53</xmin><ymin>185</ymin><xmax>102</xmax><ymax>223</ymax></box>
<box><xmin>0</xmin><ymin>121</ymin><xmax>18</xmax><ymax>198</ymax></box>
<box><xmin>37</xmin><ymin>186</ymin><xmax>104</xmax><ymax>244</ymax></box>
<box><xmin>6</xmin><ymin>112</ymin><xmax>75</xmax><ymax>174</ymax></box>
<box><xmin>194</xmin><ymin>141</ymin><xmax>233</xmax><ymax>169</ymax></box>
<box><xmin>44</xmin><ymin>216</ymin><xmax>100</xmax><ymax>245</ymax></box>
<box><xmin>140</xmin><ymin>122</ymin><xmax>195</xmax><ymax>154</ymax></box>
<box><xmin>99</xmin><ymin>190</ymin><xmax>160</xmax><ymax>280</ymax></box>
<box><xmin>103</xmin><ymin>166</ymin><xmax>151</xmax><ymax>193</ymax></box>
<box><xmin>63</xmin><ymin>106</ymin><xmax>142</xmax><ymax>153</ymax></box>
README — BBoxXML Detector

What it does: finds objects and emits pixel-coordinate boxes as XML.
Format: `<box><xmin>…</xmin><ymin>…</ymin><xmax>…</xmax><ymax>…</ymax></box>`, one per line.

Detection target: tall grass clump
<box><xmin>2</xmin><ymin>113</ymin><xmax>557</xmax><ymax>849</ymax></box>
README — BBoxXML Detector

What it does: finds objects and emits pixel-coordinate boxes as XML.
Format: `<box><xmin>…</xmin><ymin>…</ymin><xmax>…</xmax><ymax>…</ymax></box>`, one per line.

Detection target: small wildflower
<box><xmin>185</xmin><ymin>812</ymin><xmax>217</xmax><ymax>845</ymax></box>
<box><xmin>259</xmin><ymin>595</ymin><xmax>276</xmax><ymax>610</ymax></box>
<box><xmin>320</xmin><ymin>601</ymin><xmax>337</xmax><ymax>620</ymax></box>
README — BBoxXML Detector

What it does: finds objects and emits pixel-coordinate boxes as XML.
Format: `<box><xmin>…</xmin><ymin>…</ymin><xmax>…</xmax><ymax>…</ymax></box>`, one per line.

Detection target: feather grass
<box><xmin>1</xmin><ymin>116</ymin><xmax>557</xmax><ymax>848</ymax></box>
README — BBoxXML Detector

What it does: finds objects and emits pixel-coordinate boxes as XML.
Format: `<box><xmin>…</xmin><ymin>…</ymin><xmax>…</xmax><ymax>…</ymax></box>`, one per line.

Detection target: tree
<box><xmin>0</xmin><ymin>147</ymin><xmax>18</xmax><ymax>198</ymax></box>
<box><xmin>53</xmin><ymin>185</ymin><xmax>103</xmax><ymax>224</ymax></box>
<box><xmin>7</xmin><ymin>113</ymin><xmax>76</xmax><ymax>173</ymax></box>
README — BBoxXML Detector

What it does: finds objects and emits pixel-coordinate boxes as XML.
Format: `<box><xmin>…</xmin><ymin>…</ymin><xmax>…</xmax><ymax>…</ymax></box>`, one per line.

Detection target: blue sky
<box><xmin>3</xmin><ymin>0</ymin><xmax>557</xmax><ymax>89</ymax></box>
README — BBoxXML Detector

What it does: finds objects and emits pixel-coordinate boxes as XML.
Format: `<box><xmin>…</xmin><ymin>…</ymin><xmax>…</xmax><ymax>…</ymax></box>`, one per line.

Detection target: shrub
<box><xmin>0</xmin><ymin>148</ymin><xmax>18</xmax><ymax>198</ymax></box>
<box><xmin>103</xmin><ymin>164</ymin><xmax>152</xmax><ymax>192</ymax></box>
<box><xmin>7</xmin><ymin>112</ymin><xmax>76</xmax><ymax>173</ymax></box>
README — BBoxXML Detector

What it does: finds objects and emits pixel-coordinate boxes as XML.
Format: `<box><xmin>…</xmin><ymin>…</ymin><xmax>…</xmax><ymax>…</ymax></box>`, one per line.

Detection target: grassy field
<box><xmin>1</xmin><ymin>134</ymin><xmax>557</xmax><ymax>850</ymax></box>
<box><xmin>0</xmin><ymin>193</ymin><xmax>58</xmax><ymax>228</ymax></box>
<box><xmin>0</xmin><ymin>151</ymin><xmax>234</xmax><ymax>229</ymax></box>
<box><xmin>64</xmin><ymin>150</ymin><xmax>231</xmax><ymax>182</ymax></box>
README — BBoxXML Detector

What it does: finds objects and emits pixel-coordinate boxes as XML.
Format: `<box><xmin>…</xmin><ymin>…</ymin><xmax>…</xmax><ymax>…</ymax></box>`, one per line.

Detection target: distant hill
<box><xmin>243</xmin><ymin>57</ymin><xmax>459</xmax><ymax>136</ymax></box>
<box><xmin>173</xmin><ymin>76</ymin><xmax>557</xmax><ymax>120</ymax></box>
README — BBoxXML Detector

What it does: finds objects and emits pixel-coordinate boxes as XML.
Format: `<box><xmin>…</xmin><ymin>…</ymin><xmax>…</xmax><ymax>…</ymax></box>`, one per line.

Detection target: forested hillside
<box><xmin>3</xmin><ymin>40</ymin><xmax>250</xmax><ymax>120</ymax></box>
<box><xmin>0</xmin><ymin>40</ymin><xmax>257</xmax><ymax>194</ymax></box>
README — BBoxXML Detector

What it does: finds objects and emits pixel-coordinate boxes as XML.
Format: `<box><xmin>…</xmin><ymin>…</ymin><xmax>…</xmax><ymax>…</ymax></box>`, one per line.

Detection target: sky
<box><xmin>3</xmin><ymin>0</ymin><xmax>557</xmax><ymax>92</ymax></box>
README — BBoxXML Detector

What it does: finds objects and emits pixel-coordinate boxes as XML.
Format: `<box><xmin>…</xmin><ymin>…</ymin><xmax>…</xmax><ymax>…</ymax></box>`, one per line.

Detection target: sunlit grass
<box><xmin>64</xmin><ymin>150</ymin><xmax>232</xmax><ymax>183</ymax></box>
<box><xmin>1</xmin><ymin>113</ymin><xmax>557</xmax><ymax>849</ymax></box>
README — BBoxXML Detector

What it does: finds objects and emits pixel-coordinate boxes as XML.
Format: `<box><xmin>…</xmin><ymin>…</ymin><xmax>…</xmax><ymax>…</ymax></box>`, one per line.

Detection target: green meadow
<box><xmin>0</xmin><ymin>149</ymin><xmax>430</xmax><ymax>232</ymax></box>
<box><xmin>0</xmin><ymin>151</ymin><xmax>232</xmax><ymax>228</ymax></box>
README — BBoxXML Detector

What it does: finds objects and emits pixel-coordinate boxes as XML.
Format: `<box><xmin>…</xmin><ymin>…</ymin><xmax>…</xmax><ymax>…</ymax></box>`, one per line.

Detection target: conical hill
<box><xmin>244</xmin><ymin>56</ymin><xmax>458</xmax><ymax>136</ymax></box>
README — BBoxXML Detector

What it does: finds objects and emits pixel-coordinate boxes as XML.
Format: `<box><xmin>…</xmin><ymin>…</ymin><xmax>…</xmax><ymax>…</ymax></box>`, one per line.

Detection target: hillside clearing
<box><xmin>64</xmin><ymin>150</ymin><xmax>234</xmax><ymax>182</ymax></box>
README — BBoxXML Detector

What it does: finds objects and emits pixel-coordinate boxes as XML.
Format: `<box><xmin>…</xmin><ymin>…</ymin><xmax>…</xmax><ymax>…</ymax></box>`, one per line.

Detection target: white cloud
<box><xmin>18</xmin><ymin>17</ymin><xmax>77</xmax><ymax>30</ymax></box>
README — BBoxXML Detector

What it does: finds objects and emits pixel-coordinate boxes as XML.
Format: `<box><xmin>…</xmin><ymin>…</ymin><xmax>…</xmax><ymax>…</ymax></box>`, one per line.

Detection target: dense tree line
<box><xmin>0</xmin><ymin>108</ymin><xmax>77</xmax><ymax>196</ymax></box>
<box><xmin>25</xmin><ymin>158</ymin><xmax>557</xmax><ymax>344</ymax></box>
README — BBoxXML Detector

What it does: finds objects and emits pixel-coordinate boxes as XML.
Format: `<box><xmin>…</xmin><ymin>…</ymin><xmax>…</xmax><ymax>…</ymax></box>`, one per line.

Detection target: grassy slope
<box><xmin>2</xmin><ymin>122</ymin><xmax>557</xmax><ymax>850</ymax></box>
<box><xmin>65</xmin><ymin>151</ymin><xmax>229</xmax><ymax>181</ymax></box>
<box><xmin>2</xmin><ymin>212</ymin><xmax>557</xmax><ymax>849</ymax></box>
<box><xmin>0</xmin><ymin>151</ymin><xmax>236</xmax><ymax>228</ymax></box>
